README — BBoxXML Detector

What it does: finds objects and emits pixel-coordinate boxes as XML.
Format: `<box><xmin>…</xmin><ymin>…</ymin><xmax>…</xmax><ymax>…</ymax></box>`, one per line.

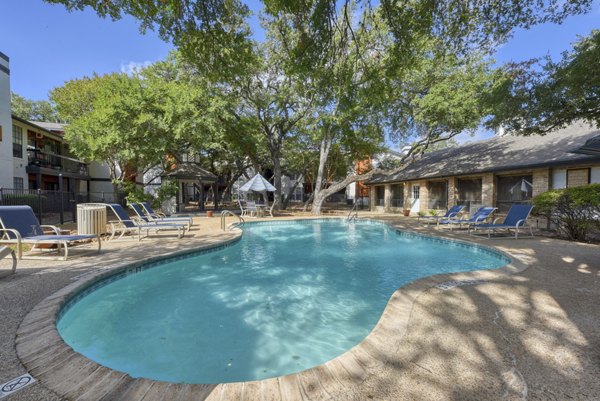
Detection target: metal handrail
<box><xmin>347</xmin><ymin>202</ymin><xmax>359</xmax><ymax>222</ymax></box>
<box><xmin>221</xmin><ymin>210</ymin><xmax>244</xmax><ymax>231</ymax></box>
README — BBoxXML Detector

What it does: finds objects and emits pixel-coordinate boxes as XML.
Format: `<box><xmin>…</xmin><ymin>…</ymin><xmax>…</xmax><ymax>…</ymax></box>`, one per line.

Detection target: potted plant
<box><xmin>403</xmin><ymin>209</ymin><xmax>410</xmax><ymax>216</ymax></box>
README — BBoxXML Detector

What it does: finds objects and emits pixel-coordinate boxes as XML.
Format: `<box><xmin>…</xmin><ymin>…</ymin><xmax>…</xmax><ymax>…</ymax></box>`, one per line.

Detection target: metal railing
<box><xmin>347</xmin><ymin>201</ymin><xmax>359</xmax><ymax>221</ymax></box>
<box><xmin>27</xmin><ymin>149</ymin><xmax>89</xmax><ymax>176</ymax></box>
<box><xmin>0</xmin><ymin>187</ymin><xmax>125</xmax><ymax>225</ymax></box>
<box><xmin>220</xmin><ymin>210</ymin><xmax>244</xmax><ymax>230</ymax></box>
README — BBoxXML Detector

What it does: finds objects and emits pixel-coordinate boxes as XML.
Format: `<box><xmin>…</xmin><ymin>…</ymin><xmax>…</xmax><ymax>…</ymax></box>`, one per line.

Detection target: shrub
<box><xmin>428</xmin><ymin>209</ymin><xmax>438</xmax><ymax>216</ymax></box>
<box><xmin>154</xmin><ymin>180</ymin><xmax>179</xmax><ymax>210</ymax></box>
<box><xmin>113</xmin><ymin>180</ymin><xmax>153</xmax><ymax>206</ymax></box>
<box><xmin>1</xmin><ymin>193</ymin><xmax>48</xmax><ymax>210</ymax></box>
<box><xmin>533</xmin><ymin>183</ymin><xmax>600</xmax><ymax>242</ymax></box>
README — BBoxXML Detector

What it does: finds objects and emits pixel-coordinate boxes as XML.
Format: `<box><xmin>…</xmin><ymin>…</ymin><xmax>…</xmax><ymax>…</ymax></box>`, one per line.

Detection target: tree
<box><xmin>486</xmin><ymin>29</ymin><xmax>600</xmax><ymax>134</ymax></box>
<box><xmin>44</xmin><ymin>0</ymin><xmax>256</xmax><ymax>81</ymax></box>
<box><xmin>11</xmin><ymin>92</ymin><xmax>62</xmax><ymax>122</ymax></box>
<box><xmin>50</xmin><ymin>69</ymin><xmax>213</xmax><ymax>185</ymax></box>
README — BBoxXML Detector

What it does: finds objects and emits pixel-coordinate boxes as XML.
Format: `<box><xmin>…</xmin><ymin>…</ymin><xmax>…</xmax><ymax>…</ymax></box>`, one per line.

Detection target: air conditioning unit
<box><xmin>35</xmin><ymin>132</ymin><xmax>43</xmax><ymax>139</ymax></box>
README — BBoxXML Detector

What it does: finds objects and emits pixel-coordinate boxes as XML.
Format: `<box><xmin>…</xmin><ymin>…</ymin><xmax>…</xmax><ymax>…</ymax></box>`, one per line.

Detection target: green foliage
<box><xmin>417</xmin><ymin>210</ymin><xmax>426</xmax><ymax>217</ymax></box>
<box><xmin>2</xmin><ymin>193</ymin><xmax>47</xmax><ymax>209</ymax></box>
<box><xmin>44</xmin><ymin>0</ymin><xmax>256</xmax><ymax>81</ymax></box>
<box><xmin>114</xmin><ymin>180</ymin><xmax>152</xmax><ymax>206</ymax></box>
<box><xmin>11</xmin><ymin>92</ymin><xmax>62</xmax><ymax>122</ymax></box>
<box><xmin>428</xmin><ymin>209</ymin><xmax>438</xmax><ymax>216</ymax></box>
<box><xmin>487</xmin><ymin>30</ymin><xmax>600</xmax><ymax>134</ymax></box>
<box><xmin>533</xmin><ymin>184</ymin><xmax>600</xmax><ymax>242</ymax></box>
<box><xmin>155</xmin><ymin>180</ymin><xmax>179</xmax><ymax>208</ymax></box>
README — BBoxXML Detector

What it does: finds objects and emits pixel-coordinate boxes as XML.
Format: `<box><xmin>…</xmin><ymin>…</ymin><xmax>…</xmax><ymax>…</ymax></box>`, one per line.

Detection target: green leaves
<box><xmin>487</xmin><ymin>29</ymin><xmax>600</xmax><ymax>135</ymax></box>
<box><xmin>11</xmin><ymin>92</ymin><xmax>62</xmax><ymax>122</ymax></box>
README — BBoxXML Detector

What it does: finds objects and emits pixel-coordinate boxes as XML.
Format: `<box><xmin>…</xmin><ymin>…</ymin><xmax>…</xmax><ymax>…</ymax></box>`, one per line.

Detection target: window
<box><xmin>391</xmin><ymin>184</ymin><xmax>404</xmax><ymax>208</ymax></box>
<box><xmin>457</xmin><ymin>178</ymin><xmax>483</xmax><ymax>214</ymax></box>
<box><xmin>552</xmin><ymin>169</ymin><xmax>567</xmax><ymax>189</ymax></box>
<box><xmin>412</xmin><ymin>185</ymin><xmax>420</xmax><ymax>200</ymax></box>
<box><xmin>12</xmin><ymin>125</ymin><xmax>23</xmax><ymax>158</ymax></box>
<box><xmin>428</xmin><ymin>181</ymin><xmax>448</xmax><ymax>209</ymax></box>
<box><xmin>13</xmin><ymin>177</ymin><xmax>24</xmax><ymax>191</ymax></box>
<box><xmin>375</xmin><ymin>186</ymin><xmax>385</xmax><ymax>206</ymax></box>
<box><xmin>496</xmin><ymin>174</ymin><xmax>533</xmax><ymax>213</ymax></box>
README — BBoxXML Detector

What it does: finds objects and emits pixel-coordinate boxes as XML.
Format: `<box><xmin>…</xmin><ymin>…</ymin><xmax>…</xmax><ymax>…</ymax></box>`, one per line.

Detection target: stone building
<box><xmin>367</xmin><ymin>122</ymin><xmax>600</xmax><ymax>215</ymax></box>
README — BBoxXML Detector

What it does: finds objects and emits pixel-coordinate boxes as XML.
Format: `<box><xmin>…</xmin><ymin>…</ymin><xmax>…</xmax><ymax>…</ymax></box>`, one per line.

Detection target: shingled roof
<box><xmin>369</xmin><ymin>122</ymin><xmax>600</xmax><ymax>184</ymax></box>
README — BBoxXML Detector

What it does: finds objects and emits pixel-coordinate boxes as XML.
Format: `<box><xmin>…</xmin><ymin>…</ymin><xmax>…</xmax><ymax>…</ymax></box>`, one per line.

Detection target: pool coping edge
<box><xmin>15</xmin><ymin>217</ymin><xmax>529</xmax><ymax>401</ymax></box>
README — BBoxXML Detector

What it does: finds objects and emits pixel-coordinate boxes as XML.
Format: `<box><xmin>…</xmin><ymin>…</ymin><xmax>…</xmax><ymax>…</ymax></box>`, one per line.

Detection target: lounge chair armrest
<box><xmin>492</xmin><ymin>217</ymin><xmax>502</xmax><ymax>224</ymax></box>
<box><xmin>447</xmin><ymin>212</ymin><xmax>458</xmax><ymax>219</ymax></box>
<box><xmin>0</xmin><ymin>228</ymin><xmax>22</xmax><ymax>241</ymax></box>
<box><xmin>515</xmin><ymin>219</ymin><xmax>527</xmax><ymax>227</ymax></box>
<box><xmin>155</xmin><ymin>211</ymin><xmax>167</xmax><ymax>218</ymax></box>
<box><xmin>40</xmin><ymin>225</ymin><xmax>65</xmax><ymax>235</ymax></box>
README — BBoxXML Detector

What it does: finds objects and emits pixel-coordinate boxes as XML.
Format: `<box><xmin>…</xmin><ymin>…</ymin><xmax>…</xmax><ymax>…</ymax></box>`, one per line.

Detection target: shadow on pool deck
<box><xmin>1</xmin><ymin>213</ymin><xmax>599</xmax><ymax>400</ymax></box>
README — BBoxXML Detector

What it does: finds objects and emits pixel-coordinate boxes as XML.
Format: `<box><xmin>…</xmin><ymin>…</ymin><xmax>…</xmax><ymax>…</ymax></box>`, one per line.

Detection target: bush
<box><xmin>533</xmin><ymin>183</ymin><xmax>600</xmax><ymax>242</ymax></box>
<box><xmin>1</xmin><ymin>193</ymin><xmax>48</xmax><ymax>210</ymax></box>
<box><xmin>113</xmin><ymin>180</ymin><xmax>153</xmax><ymax>206</ymax></box>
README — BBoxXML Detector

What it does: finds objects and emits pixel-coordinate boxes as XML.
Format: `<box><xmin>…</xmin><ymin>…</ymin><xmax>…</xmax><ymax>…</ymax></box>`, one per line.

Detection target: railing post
<box><xmin>58</xmin><ymin>174</ymin><xmax>64</xmax><ymax>225</ymax></box>
<box><xmin>0</xmin><ymin>187</ymin><xmax>3</xmax><ymax>205</ymax></box>
<box><xmin>102</xmin><ymin>192</ymin><xmax>105</xmax><ymax>203</ymax></box>
<box><xmin>37</xmin><ymin>188</ymin><xmax>43</xmax><ymax>224</ymax></box>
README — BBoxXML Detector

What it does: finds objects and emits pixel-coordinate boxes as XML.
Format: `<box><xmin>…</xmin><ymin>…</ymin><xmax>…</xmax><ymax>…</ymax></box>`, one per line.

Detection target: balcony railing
<box><xmin>28</xmin><ymin>150</ymin><xmax>89</xmax><ymax>176</ymax></box>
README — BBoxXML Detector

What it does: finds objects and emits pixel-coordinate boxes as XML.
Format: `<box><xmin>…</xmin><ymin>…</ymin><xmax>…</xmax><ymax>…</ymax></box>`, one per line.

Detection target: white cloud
<box><xmin>120</xmin><ymin>60</ymin><xmax>152</xmax><ymax>75</ymax></box>
<box><xmin>454</xmin><ymin>127</ymin><xmax>495</xmax><ymax>144</ymax></box>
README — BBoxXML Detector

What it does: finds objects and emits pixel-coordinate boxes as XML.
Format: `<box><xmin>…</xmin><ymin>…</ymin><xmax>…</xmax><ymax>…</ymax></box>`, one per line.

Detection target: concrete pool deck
<box><xmin>0</xmin><ymin>213</ymin><xmax>598</xmax><ymax>400</ymax></box>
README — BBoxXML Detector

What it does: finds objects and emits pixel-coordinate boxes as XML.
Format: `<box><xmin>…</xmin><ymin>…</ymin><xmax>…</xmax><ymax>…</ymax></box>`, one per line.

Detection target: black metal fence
<box><xmin>0</xmin><ymin>188</ymin><xmax>126</xmax><ymax>225</ymax></box>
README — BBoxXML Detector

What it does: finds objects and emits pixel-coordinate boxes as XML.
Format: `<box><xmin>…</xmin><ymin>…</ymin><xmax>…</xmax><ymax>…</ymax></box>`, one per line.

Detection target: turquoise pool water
<box><xmin>57</xmin><ymin>219</ymin><xmax>509</xmax><ymax>384</ymax></box>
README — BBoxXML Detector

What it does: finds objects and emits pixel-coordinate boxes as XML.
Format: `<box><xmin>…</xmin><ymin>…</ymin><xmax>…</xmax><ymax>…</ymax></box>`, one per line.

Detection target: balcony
<box><xmin>27</xmin><ymin>149</ymin><xmax>89</xmax><ymax>177</ymax></box>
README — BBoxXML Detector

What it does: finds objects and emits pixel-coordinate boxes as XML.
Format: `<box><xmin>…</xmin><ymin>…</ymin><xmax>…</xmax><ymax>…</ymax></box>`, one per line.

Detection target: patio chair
<box><xmin>106</xmin><ymin>204</ymin><xmax>186</xmax><ymax>241</ymax></box>
<box><xmin>246</xmin><ymin>201</ymin><xmax>258</xmax><ymax>218</ymax></box>
<box><xmin>132</xmin><ymin>203</ymin><xmax>192</xmax><ymax>230</ymax></box>
<box><xmin>140</xmin><ymin>202</ymin><xmax>193</xmax><ymax>228</ymax></box>
<box><xmin>469</xmin><ymin>204</ymin><xmax>534</xmax><ymax>239</ymax></box>
<box><xmin>418</xmin><ymin>205</ymin><xmax>464</xmax><ymax>224</ymax></box>
<box><xmin>438</xmin><ymin>206</ymin><xmax>496</xmax><ymax>231</ymax></box>
<box><xmin>0</xmin><ymin>246</ymin><xmax>17</xmax><ymax>274</ymax></box>
<box><xmin>0</xmin><ymin>205</ymin><xmax>100</xmax><ymax>260</ymax></box>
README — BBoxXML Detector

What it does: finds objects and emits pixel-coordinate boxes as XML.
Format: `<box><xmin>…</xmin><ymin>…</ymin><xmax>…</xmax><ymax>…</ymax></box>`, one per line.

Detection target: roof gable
<box><xmin>370</xmin><ymin>122</ymin><xmax>600</xmax><ymax>184</ymax></box>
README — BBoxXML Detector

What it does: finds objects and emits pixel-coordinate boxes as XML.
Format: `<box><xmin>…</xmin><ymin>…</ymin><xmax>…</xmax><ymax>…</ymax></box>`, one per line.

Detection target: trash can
<box><xmin>77</xmin><ymin>203</ymin><xmax>107</xmax><ymax>236</ymax></box>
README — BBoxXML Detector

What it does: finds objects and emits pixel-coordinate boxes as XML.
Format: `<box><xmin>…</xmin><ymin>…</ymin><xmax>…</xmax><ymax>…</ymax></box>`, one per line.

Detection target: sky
<box><xmin>1</xmin><ymin>0</ymin><xmax>598</xmax><ymax>143</ymax></box>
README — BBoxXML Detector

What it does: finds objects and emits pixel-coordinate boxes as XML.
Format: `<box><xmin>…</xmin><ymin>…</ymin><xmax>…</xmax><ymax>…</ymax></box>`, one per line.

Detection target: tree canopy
<box><xmin>11</xmin><ymin>92</ymin><xmax>62</xmax><ymax>122</ymax></box>
<box><xmin>487</xmin><ymin>29</ymin><xmax>600</xmax><ymax>135</ymax></box>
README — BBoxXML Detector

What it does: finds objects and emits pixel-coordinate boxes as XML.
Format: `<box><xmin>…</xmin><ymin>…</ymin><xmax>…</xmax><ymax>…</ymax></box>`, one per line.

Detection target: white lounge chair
<box><xmin>0</xmin><ymin>205</ymin><xmax>100</xmax><ymax>260</ymax></box>
<box><xmin>106</xmin><ymin>204</ymin><xmax>186</xmax><ymax>240</ymax></box>
<box><xmin>132</xmin><ymin>203</ymin><xmax>192</xmax><ymax>230</ymax></box>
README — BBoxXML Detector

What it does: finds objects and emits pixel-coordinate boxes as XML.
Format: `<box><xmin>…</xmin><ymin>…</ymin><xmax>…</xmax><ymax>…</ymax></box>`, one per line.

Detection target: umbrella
<box><xmin>239</xmin><ymin>174</ymin><xmax>276</xmax><ymax>192</ymax></box>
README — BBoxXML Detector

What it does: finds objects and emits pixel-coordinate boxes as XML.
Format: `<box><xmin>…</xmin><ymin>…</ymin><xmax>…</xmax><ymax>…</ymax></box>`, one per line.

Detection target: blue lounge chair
<box><xmin>106</xmin><ymin>204</ymin><xmax>186</xmax><ymax>241</ymax></box>
<box><xmin>469</xmin><ymin>204</ymin><xmax>534</xmax><ymax>239</ymax></box>
<box><xmin>439</xmin><ymin>206</ymin><xmax>497</xmax><ymax>230</ymax></box>
<box><xmin>418</xmin><ymin>205</ymin><xmax>464</xmax><ymax>224</ymax></box>
<box><xmin>140</xmin><ymin>202</ymin><xmax>193</xmax><ymax>227</ymax></box>
<box><xmin>0</xmin><ymin>206</ymin><xmax>100</xmax><ymax>260</ymax></box>
<box><xmin>131</xmin><ymin>203</ymin><xmax>192</xmax><ymax>230</ymax></box>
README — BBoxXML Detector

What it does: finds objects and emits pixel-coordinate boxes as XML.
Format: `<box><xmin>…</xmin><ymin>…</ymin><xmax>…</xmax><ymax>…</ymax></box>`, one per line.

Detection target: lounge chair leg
<box><xmin>63</xmin><ymin>242</ymin><xmax>69</xmax><ymax>261</ymax></box>
<box><xmin>96</xmin><ymin>235</ymin><xmax>102</xmax><ymax>253</ymax></box>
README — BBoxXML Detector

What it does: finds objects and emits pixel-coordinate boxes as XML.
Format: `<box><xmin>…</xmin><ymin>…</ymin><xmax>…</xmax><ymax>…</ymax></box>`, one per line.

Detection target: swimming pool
<box><xmin>57</xmin><ymin>219</ymin><xmax>509</xmax><ymax>384</ymax></box>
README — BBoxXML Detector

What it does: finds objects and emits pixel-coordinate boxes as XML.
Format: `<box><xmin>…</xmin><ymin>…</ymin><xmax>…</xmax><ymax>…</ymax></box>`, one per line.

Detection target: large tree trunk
<box><xmin>272</xmin><ymin>150</ymin><xmax>283</xmax><ymax>210</ymax></box>
<box><xmin>310</xmin><ymin>135</ymin><xmax>333</xmax><ymax>214</ymax></box>
<box><xmin>311</xmin><ymin>169</ymin><xmax>383</xmax><ymax>215</ymax></box>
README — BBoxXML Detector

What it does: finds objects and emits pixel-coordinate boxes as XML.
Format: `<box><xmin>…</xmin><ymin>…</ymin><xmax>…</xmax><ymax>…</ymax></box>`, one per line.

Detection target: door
<box><xmin>410</xmin><ymin>185</ymin><xmax>420</xmax><ymax>214</ymax></box>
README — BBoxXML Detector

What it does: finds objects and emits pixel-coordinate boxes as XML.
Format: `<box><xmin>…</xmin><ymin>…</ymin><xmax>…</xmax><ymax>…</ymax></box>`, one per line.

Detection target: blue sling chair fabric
<box><xmin>0</xmin><ymin>205</ymin><xmax>100</xmax><ymax>260</ymax></box>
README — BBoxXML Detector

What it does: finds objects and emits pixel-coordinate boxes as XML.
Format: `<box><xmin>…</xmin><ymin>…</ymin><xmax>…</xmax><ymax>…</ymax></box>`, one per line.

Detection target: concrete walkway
<box><xmin>0</xmin><ymin>213</ymin><xmax>598</xmax><ymax>400</ymax></box>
